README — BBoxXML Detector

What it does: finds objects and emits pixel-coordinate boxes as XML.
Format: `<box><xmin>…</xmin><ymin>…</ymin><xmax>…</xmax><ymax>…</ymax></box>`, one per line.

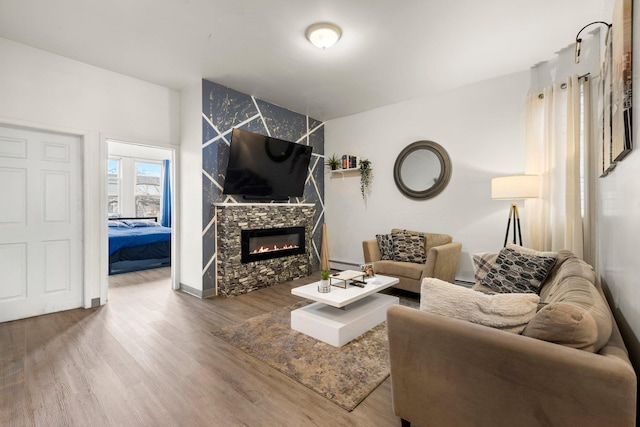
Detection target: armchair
<box><xmin>362</xmin><ymin>229</ymin><xmax>462</xmax><ymax>293</ymax></box>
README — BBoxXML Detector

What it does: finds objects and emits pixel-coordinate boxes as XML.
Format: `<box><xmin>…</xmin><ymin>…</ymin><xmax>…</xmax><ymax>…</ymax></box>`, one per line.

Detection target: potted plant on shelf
<box><xmin>326</xmin><ymin>154</ymin><xmax>341</xmax><ymax>171</ymax></box>
<box><xmin>318</xmin><ymin>270</ymin><xmax>331</xmax><ymax>293</ymax></box>
<box><xmin>359</xmin><ymin>159</ymin><xmax>373</xmax><ymax>204</ymax></box>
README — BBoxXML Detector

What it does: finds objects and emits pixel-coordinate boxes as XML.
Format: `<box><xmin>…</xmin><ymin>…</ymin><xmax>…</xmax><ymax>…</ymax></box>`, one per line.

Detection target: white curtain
<box><xmin>525</xmin><ymin>75</ymin><xmax>586</xmax><ymax>259</ymax></box>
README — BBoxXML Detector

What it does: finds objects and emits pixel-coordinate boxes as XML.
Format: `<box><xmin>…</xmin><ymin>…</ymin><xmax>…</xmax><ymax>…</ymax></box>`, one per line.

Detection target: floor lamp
<box><xmin>491</xmin><ymin>175</ymin><xmax>539</xmax><ymax>247</ymax></box>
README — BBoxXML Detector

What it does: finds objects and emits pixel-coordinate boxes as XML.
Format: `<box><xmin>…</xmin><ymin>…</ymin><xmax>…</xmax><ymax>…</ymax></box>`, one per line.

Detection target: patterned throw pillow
<box><xmin>391</xmin><ymin>231</ymin><xmax>426</xmax><ymax>264</ymax></box>
<box><xmin>376</xmin><ymin>234</ymin><xmax>394</xmax><ymax>260</ymax></box>
<box><xmin>480</xmin><ymin>246</ymin><xmax>557</xmax><ymax>294</ymax></box>
<box><xmin>472</xmin><ymin>252</ymin><xmax>499</xmax><ymax>283</ymax></box>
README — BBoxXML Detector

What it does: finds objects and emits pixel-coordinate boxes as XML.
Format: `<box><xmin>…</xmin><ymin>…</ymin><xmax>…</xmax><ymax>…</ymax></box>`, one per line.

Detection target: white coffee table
<box><xmin>290</xmin><ymin>274</ymin><xmax>400</xmax><ymax>347</ymax></box>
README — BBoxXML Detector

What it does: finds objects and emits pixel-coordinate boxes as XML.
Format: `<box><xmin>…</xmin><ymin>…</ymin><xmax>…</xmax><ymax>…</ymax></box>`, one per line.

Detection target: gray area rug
<box><xmin>212</xmin><ymin>294</ymin><xmax>419</xmax><ymax>411</ymax></box>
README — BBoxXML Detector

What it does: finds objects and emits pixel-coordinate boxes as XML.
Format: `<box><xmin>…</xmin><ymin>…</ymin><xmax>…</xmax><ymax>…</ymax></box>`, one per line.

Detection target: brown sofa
<box><xmin>362</xmin><ymin>229</ymin><xmax>462</xmax><ymax>293</ymax></box>
<box><xmin>387</xmin><ymin>250</ymin><xmax>637</xmax><ymax>426</ymax></box>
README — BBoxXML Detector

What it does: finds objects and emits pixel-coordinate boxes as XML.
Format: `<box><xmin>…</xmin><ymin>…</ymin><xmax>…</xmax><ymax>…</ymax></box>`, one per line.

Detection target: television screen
<box><xmin>222</xmin><ymin>128</ymin><xmax>313</xmax><ymax>200</ymax></box>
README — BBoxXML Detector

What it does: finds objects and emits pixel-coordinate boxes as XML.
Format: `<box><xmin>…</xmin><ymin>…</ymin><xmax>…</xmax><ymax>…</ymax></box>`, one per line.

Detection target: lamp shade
<box><xmin>491</xmin><ymin>175</ymin><xmax>539</xmax><ymax>200</ymax></box>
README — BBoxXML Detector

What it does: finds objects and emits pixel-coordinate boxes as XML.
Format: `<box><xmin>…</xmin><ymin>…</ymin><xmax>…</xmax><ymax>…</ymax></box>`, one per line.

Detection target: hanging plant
<box><xmin>359</xmin><ymin>159</ymin><xmax>373</xmax><ymax>204</ymax></box>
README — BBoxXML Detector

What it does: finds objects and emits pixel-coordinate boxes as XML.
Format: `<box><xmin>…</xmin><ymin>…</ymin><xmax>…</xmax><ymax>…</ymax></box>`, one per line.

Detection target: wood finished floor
<box><xmin>1</xmin><ymin>269</ymin><xmax>402</xmax><ymax>426</ymax></box>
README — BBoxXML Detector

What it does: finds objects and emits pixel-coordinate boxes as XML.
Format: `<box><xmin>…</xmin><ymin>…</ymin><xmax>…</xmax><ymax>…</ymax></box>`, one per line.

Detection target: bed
<box><xmin>108</xmin><ymin>217</ymin><xmax>172</xmax><ymax>275</ymax></box>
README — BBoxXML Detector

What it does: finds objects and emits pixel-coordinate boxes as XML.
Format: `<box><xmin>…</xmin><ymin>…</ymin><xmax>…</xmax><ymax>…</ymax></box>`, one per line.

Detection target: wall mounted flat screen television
<box><xmin>222</xmin><ymin>128</ymin><xmax>313</xmax><ymax>201</ymax></box>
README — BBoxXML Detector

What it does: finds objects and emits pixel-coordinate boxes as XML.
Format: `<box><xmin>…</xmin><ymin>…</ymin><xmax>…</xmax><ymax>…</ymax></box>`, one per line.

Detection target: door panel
<box><xmin>0</xmin><ymin>135</ymin><xmax>26</xmax><ymax>158</ymax></box>
<box><xmin>0</xmin><ymin>243</ymin><xmax>27</xmax><ymax>300</ymax></box>
<box><xmin>42</xmin><ymin>141</ymin><xmax>70</xmax><ymax>162</ymax></box>
<box><xmin>44</xmin><ymin>240</ymin><xmax>71</xmax><ymax>293</ymax></box>
<box><xmin>0</xmin><ymin>125</ymin><xmax>83</xmax><ymax>322</ymax></box>
<box><xmin>0</xmin><ymin>167</ymin><xmax>26</xmax><ymax>224</ymax></box>
<box><xmin>43</xmin><ymin>170</ymin><xmax>69</xmax><ymax>222</ymax></box>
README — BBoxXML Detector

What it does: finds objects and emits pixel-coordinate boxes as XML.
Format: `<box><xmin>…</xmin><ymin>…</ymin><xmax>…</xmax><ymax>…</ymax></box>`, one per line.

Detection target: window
<box><xmin>135</xmin><ymin>161</ymin><xmax>161</xmax><ymax>217</ymax></box>
<box><xmin>579</xmin><ymin>77</ymin><xmax>589</xmax><ymax>218</ymax></box>
<box><xmin>107</xmin><ymin>140</ymin><xmax>172</xmax><ymax>220</ymax></box>
<box><xmin>108</xmin><ymin>158</ymin><xmax>120</xmax><ymax>217</ymax></box>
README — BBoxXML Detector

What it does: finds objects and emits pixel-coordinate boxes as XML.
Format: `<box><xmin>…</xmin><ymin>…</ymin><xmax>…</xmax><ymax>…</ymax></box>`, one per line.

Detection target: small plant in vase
<box><xmin>319</xmin><ymin>270</ymin><xmax>331</xmax><ymax>293</ymax></box>
<box><xmin>359</xmin><ymin>159</ymin><xmax>373</xmax><ymax>205</ymax></box>
<box><xmin>326</xmin><ymin>154</ymin><xmax>341</xmax><ymax>171</ymax></box>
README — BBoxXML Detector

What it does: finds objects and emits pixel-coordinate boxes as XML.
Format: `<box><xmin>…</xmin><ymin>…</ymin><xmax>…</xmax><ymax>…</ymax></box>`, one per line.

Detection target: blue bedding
<box><xmin>108</xmin><ymin>223</ymin><xmax>172</xmax><ymax>255</ymax></box>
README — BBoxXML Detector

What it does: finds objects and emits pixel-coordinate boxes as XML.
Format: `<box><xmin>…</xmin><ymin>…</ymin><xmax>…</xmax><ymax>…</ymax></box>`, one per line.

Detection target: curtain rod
<box><xmin>537</xmin><ymin>73</ymin><xmax>590</xmax><ymax>98</ymax></box>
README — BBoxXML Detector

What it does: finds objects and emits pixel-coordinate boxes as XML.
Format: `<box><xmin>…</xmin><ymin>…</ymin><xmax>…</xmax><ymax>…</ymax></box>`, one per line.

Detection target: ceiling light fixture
<box><xmin>574</xmin><ymin>21</ymin><xmax>611</xmax><ymax>63</ymax></box>
<box><xmin>305</xmin><ymin>22</ymin><xmax>342</xmax><ymax>49</ymax></box>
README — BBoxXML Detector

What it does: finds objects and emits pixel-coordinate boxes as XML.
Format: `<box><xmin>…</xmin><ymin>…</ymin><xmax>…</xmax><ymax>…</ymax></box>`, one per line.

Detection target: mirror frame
<box><xmin>393</xmin><ymin>140</ymin><xmax>452</xmax><ymax>200</ymax></box>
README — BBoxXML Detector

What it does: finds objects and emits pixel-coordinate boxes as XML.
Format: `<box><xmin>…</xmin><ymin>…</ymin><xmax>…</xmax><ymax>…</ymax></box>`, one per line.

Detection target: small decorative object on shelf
<box><xmin>340</xmin><ymin>154</ymin><xmax>359</xmax><ymax>170</ymax></box>
<box><xmin>318</xmin><ymin>270</ymin><xmax>331</xmax><ymax>293</ymax></box>
<box><xmin>359</xmin><ymin>159</ymin><xmax>373</xmax><ymax>204</ymax></box>
<box><xmin>330</xmin><ymin>269</ymin><xmax>366</xmax><ymax>289</ymax></box>
<box><xmin>325</xmin><ymin>154</ymin><xmax>341</xmax><ymax>171</ymax></box>
<box><xmin>361</xmin><ymin>263</ymin><xmax>375</xmax><ymax>277</ymax></box>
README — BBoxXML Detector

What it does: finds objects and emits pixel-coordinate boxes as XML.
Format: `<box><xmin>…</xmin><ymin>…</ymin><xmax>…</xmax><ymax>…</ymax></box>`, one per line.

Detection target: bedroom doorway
<box><xmin>106</xmin><ymin>139</ymin><xmax>175</xmax><ymax>287</ymax></box>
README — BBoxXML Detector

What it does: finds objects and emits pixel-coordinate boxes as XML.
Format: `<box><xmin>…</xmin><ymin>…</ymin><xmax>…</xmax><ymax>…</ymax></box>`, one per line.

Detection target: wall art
<box><xmin>612</xmin><ymin>0</ymin><xmax>633</xmax><ymax>162</ymax></box>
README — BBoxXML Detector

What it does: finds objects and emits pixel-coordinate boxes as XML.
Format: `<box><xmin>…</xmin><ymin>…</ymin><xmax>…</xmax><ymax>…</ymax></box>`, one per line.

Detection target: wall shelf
<box><xmin>327</xmin><ymin>154</ymin><xmax>361</xmax><ymax>176</ymax></box>
<box><xmin>330</xmin><ymin>167</ymin><xmax>359</xmax><ymax>175</ymax></box>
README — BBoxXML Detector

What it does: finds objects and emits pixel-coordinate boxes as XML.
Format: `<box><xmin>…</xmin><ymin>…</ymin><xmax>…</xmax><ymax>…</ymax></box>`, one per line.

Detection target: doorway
<box><xmin>106</xmin><ymin>139</ymin><xmax>176</xmax><ymax>289</ymax></box>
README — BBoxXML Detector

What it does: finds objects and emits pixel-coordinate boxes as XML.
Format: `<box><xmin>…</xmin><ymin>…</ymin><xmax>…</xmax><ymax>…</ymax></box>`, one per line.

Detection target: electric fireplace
<box><xmin>241</xmin><ymin>226</ymin><xmax>306</xmax><ymax>263</ymax></box>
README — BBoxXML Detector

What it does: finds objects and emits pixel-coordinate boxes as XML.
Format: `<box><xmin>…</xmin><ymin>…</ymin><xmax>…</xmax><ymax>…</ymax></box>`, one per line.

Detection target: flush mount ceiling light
<box><xmin>305</xmin><ymin>22</ymin><xmax>342</xmax><ymax>49</ymax></box>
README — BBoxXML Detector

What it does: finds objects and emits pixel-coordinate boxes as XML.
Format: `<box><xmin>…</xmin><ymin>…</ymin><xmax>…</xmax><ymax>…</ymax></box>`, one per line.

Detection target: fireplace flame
<box><xmin>251</xmin><ymin>243</ymin><xmax>299</xmax><ymax>254</ymax></box>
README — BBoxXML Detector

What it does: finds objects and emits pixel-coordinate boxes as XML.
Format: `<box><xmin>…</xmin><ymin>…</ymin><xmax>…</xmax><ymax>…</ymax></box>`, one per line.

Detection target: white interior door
<box><xmin>0</xmin><ymin>125</ymin><xmax>83</xmax><ymax>322</ymax></box>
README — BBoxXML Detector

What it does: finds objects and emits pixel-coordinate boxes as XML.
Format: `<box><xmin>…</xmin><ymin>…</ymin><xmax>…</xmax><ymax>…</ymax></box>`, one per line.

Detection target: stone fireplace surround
<box><xmin>215</xmin><ymin>203</ymin><xmax>315</xmax><ymax>297</ymax></box>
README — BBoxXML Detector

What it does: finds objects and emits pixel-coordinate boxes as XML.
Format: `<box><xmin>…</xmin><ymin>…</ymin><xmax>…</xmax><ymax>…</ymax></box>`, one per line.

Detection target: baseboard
<box><xmin>202</xmin><ymin>288</ymin><xmax>216</xmax><ymax>298</ymax></box>
<box><xmin>329</xmin><ymin>260</ymin><xmax>361</xmax><ymax>271</ymax></box>
<box><xmin>179</xmin><ymin>283</ymin><xmax>216</xmax><ymax>298</ymax></box>
<box><xmin>454</xmin><ymin>280</ymin><xmax>474</xmax><ymax>288</ymax></box>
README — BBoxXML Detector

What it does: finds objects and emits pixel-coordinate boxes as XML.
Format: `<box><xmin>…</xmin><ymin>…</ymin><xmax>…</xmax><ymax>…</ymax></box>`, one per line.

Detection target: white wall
<box><xmin>595</xmin><ymin>1</ymin><xmax>640</xmax><ymax>368</ymax></box>
<box><xmin>0</xmin><ymin>37</ymin><xmax>180</xmax><ymax>306</ymax></box>
<box><xmin>325</xmin><ymin>70</ymin><xmax>530</xmax><ymax>282</ymax></box>
<box><xmin>178</xmin><ymin>81</ymin><xmax>203</xmax><ymax>292</ymax></box>
<box><xmin>0</xmin><ymin>38</ymin><xmax>179</xmax><ymax>143</ymax></box>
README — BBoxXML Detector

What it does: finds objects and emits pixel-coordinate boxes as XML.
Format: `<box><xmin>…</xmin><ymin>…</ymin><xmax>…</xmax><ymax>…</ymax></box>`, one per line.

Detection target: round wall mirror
<box><xmin>393</xmin><ymin>140</ymin><xmax>452</xmax><ymax>200</ymax></box>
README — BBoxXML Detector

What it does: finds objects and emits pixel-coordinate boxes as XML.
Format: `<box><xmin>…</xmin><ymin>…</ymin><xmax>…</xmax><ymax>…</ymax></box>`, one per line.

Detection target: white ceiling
<box><xmin>0</xmin><ymin>0</ymin><xmax>609</xmax><ymax>121</ymax></box>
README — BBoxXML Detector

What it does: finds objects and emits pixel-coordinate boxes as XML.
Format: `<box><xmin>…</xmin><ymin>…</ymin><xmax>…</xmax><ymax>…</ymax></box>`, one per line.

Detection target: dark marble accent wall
<box><xmin>202</xmin><ymin>79</ymin><xmax>324</xmax><ymax>293</ymax></box>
